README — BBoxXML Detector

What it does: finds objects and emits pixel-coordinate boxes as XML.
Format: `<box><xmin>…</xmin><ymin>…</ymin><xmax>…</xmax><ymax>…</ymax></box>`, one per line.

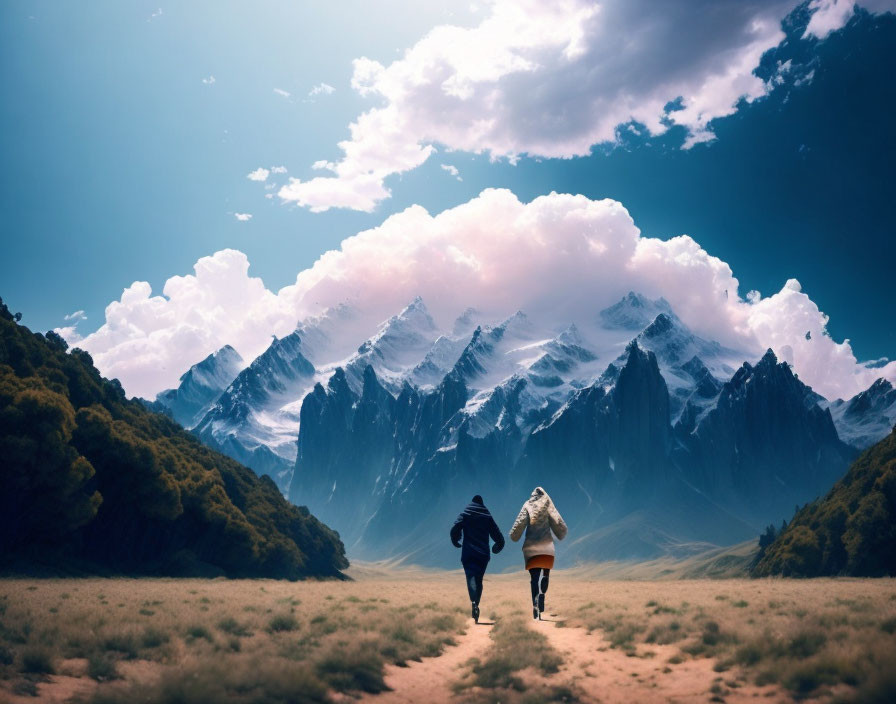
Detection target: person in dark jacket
<box><xmin>450</xmin><ymin>494</ymin><xmax>505</xmax><ymax>623</ymax></box>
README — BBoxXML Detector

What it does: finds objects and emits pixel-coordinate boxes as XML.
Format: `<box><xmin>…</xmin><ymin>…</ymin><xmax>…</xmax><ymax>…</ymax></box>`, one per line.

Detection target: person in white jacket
<box><xmin>509</xmin><ymin>486</ymin><xmax>568</xmax><ymax>620</ymax></box>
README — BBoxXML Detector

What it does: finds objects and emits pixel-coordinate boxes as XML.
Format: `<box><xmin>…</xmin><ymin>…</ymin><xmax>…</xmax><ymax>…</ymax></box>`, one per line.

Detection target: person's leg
<box><xmin>464</xmin><ymin>565</ymin><xmax>478</xmax><ymax>603</ymax></box>
<box><xmin>537</xmin><ymin>569</ymin><xmax>550</xmax><ymax>614</ymax></box>
<box><xmin>529</xmin><ymin>568</ymin><xmax>540</xmax><ymax>619</ymax></box>
<box><xmin>464</xmin><ymin>564</ymin><xmax>483</xmax><ymax>622</ymax></box>
<box><xmin>529</xmin><ymin>568</ymin><xmax>539</xmax><ymax>603</ymax></box>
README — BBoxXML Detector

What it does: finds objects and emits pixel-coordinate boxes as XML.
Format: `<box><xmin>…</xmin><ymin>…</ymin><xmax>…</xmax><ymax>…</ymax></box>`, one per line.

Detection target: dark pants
<box><xmin>463</xmin><ymin>562</ymin><xmax>486</xmax><ymax>605</ymax></box>
<box><xmin>529</xmin><ymin>568</ymin><xmax>550</xmax><ymax>610</ymax></box>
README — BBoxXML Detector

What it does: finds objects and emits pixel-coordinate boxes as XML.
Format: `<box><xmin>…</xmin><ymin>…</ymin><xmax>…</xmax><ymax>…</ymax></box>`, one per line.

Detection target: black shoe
<box><xmin>533</xmin><ymin>604</ymin><xmax>539</xmax><ymax>620</ymax></box>
<box><xmin>472</xmin><ymin>603</ymin><xmax>480</xmax><ymax>623</ymax></box>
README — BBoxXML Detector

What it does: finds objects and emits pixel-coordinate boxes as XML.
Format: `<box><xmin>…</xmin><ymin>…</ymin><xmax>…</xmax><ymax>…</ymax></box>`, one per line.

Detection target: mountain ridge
<box><xmin>133</xmin><ymin>292</ymin><xmax>893</xmax><ymax>567</ymax></box>
<box><xmin>0</xmin><ymin>297</ymin><xmax>347</xmax><ymax>579</ymax></box>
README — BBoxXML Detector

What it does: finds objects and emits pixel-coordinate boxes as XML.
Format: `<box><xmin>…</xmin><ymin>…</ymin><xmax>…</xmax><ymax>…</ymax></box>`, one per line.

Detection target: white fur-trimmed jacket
<box><xmin>509</xmin><ymin>487</ymin><xmax>568</xmax><ymax>561</ymax></box>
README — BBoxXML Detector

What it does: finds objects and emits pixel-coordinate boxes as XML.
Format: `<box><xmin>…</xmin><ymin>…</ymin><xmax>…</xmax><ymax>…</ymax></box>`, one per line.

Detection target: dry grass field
<box><xmin>1</xmin><ymin>568</ymin><xmax>894</xmax><ymax>703</ymax></box>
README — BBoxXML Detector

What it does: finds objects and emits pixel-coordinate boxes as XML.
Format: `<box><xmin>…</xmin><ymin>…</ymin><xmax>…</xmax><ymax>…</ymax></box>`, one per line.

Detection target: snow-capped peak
<box><xmin>598</xmin><ymin>291</ymin><xmax>673</xmax><ymax>330</ymax></box>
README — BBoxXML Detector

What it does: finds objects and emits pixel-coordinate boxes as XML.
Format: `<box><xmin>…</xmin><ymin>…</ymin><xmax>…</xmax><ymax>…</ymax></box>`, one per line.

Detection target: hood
<box><xmin>464</xmin><ymin>501</ymin><xmax>492</xmax><ymax>517</ymax></box>
<box><xmin>526</xmin><ymin>486</ymin><xmax>553</xmax><ymax>522</ymax></box>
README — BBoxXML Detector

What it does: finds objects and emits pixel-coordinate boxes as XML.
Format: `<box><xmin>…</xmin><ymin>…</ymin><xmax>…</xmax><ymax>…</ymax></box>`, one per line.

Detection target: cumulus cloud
<box><xmin>64</xmin><ymin>310</ymin><xmax>87</xmax><ymax>322</ymax></box>
<box><xmin>234</xmin><ymin>212</ymin><xmax>253</xmax><ymax>221</ymax></box>
<box><xmin>246</xmin><ymin>167</ymin><xmax>270</xmax><ymax>182</ymax></box>
<box><xmin>68</xmin><ymin>250</ymin><xmax>295</xmax><ymax>398</ymax></box>
<box><xmin>73</xmin><ymin>189</ymin><xmax>893</xmax><ymax>400</ymax></box>
<box><xmin>270</xmin><ymin>165</ymin><xmax>288</xmax><ymax>174</ymax></box>
<box><xmin>278</xmin><ymin>0</ymin><xmax>896</xmax><ymax>212</ymax></box>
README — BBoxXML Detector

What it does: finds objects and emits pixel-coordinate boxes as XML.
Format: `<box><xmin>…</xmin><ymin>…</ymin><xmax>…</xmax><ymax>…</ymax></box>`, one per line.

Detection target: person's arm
<box><xmin>548</xmin><ymin>503</ymin><xmax>568</xmax><ymax>540</ymax></box>
<box><xmin>489</xmin><ymin>516</ymin><xmax>505</xmax><ymax>553</ymax></box>
<box><xmin>509</xmin><ymin>506</ymin><xmax>528</xmax><ymax>542</ymax></box>
<box><xmin>450</xmin><ymin>513</ymin><xmax>464</xmax><ymax>548</ymax></box>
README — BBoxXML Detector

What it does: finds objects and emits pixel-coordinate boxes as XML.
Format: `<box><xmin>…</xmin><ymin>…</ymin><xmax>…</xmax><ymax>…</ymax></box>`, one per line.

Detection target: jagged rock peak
<box><xmin>398</xmin><ymin>295</ymin><xmax>435</xmax><ymax>323</ymax></box>
<box><xmin>868</xmin><ymin>378</ymin><xmax>895</xmax><ymax>394</ymax></box>
<box><xmin>362</xmin><ymin>363</ymin><xmax>378</xmax><ymax>381</ymax></box>
<box><xmin>599</xmin><ymin>291</ymin><xmax>673</xmax><ymax>330</ymax></box>
<box><xmin>642</xmin><ymin>312</ymin><xmax>675</xmax><ymax>337</ymax></box>
<box><xmin>178</xmin><ymin>344</ymin><xmax>243</xmax><ymax>383</ymax></box>
<box><xmin>448</xmin><ymin>326</ymin><xmax>490</xmax><ymax>381</ymax></box>
<box><xmin>327</xmin><ymin>367</ymin><xmax>350</xmax><ymax>394</ymax></box>
<box><xmin>557</xmin><ymin>323</ymin><xmax>585</xmax><ymax>346</ymax></box>
<box><xmin>681</xmin><ymin>355</ymin><xmax>709</xmax><ymax>378</ymax></box>
<box><xmin>493</xmin><ymin>310</ymin><xmax>532</xmax><ymax>337</ymax></box>
<box><xmin>758</xmin><ymin>348</ymin><xmax>779</xmax><ymax>367</ymax></box>
<box><xmin>366</xmin><ymin>296</ymin><xmax>437</xmax><ymax>340</ymax></box>
<box><xmin>453</xmin><ymin>307</ymin><xmax>483</xmax><ymax>336</ymax></box>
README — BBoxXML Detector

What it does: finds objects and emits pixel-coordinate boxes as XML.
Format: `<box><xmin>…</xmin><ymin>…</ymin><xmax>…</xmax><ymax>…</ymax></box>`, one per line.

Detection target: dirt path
<box><xmin>353</xmin><ymin>620</ymin><xmax>494</xmax><ymax>704</ymax></box>
<box><xmin>535</xmin><ymin>617</ymin><xmax>789</xmax><ymax>703</ymax></box>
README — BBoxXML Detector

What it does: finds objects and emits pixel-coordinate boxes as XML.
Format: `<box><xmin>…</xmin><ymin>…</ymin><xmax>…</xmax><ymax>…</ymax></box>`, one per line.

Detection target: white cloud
<box><xmin>74</xmin><ymin>189</ymin><xmax>894</xmax><ymax>400</ymax></box>
<box><xmin>54</xmin><ymin>326</ymin><xmax>82</xmax><ymax>344</ymax></box>
<box><xmin>441</xmin><ymin>164</ymin><xmax>462</xmax><ymax>181</ymax></box>
<box><xmin>148</xmin><ymin>8</ymin><xmax>162</xmax><ymax>22</ymax></box>
<box><xmin>270</xmin><ymin>165</ymin><xmax>288</xmax><ymax>174</ymax></box>
<box><xmin>54</xmin><ymin>310</ymin><xmax>87</xmax><ymax>344</ymax></box>
<box><xmin>308</xmin><ymin>82</ymin><xmax>335</xmax><ymax>98</ymax></box>
<box><xmin>201</xmin><ymin>75</ymin><xmax>216</xmax><ymax>85</ymax></box>
<box><xmin>279</xmin><ymin>0</ymin><xmax>791</xmax><ymax>212</ymax></box>
<box><xmin>803</xmin><ymin>0</ymin><xmax>896</xmax><ymax>38</ymax></box>
<box><xmin>278</xmin><ymin>0</ymin><xmax>896</xmax><ymax>213</ymax></box>
<box><xmin>234</xmin><ymin>213</ymin><xmax>253</xmax><ymax>221</ymax></box>
<box><xmin>247</xmin><ymin>167</ymin><xmax>270</xmax><ymax>182</ymax></box>
<box><xmin>67</xmin><ymin>250</ymin><xmax>294</xmax><ymax>398</ymax></box>
<box><xmin>273</xmin><ymin>88</ymin><xmax>291</xmax><ymax>98</ymax></box>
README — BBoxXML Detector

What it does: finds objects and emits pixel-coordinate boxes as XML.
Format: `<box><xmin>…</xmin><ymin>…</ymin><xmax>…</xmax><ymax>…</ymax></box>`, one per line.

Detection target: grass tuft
<box><xmin>267</xmin><ymin>613</ymin><xmax>299</xmax><ymax>633</ymax></box>
<box><xmin>20</xmin><ymin>645</ymin><xmax>54</xmax><ymax>674</ymax></box>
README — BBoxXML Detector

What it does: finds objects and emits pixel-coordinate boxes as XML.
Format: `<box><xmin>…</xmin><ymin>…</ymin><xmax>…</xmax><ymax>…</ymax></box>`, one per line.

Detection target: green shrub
<box><xmin>267</xmin><ymin>614</ymin><xmax>299</xmax><ymax>633</ymax></box>
<box><xmin>316</xmin><ymin>645</ymin><xmax>387</xmax><ymax>694</ymax></box>
<box><xmin>217</xmin><ymin>617</ymin><xmax>252</xmax><ymax>637</ymax></box>
<box><xmin>788</xmin><ymin>629</ymin><xmax>827</xmax><ymax>658</ymax></box>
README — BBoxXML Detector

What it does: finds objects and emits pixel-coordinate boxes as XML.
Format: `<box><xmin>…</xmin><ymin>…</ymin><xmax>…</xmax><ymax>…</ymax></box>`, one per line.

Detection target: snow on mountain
<box><xmin>825</xmin><ymin>378</ymin><xmax>896</xmax><ymax>449</ymax></box>
<box><xmin>628</xmin><ymin>310</ymin><xmax>745</xmax><ymax>420</ymax></box>
<box><xmin>192</xmin><ymin>298</ymin><xmax>440</xmax><ymax>490</ymax></box>
<box><xmin>193</xmin><ymin>330</ymin><xmax>317</xmax><ymax>485</ymax></box>
<box><xmin>153</xmin><ymin>345</ymin><xmax>243</xmax><ymax>429</ymax></box>
<box><xmin>173</xmin><ymin>291</ymin><xmax>891</xmax><ymax>517</ymax></box>
<box><xmin>598</xmin><ymin>291</ymin><xmax>673</xmax><ymax>330</ymax></box>
<box><xmin>343</xmin><ymin>296</ymin><xmax>439</xmax><ymax>391</ymax></box>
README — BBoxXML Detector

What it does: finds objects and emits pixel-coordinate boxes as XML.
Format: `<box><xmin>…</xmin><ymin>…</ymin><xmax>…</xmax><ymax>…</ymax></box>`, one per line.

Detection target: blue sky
<box><xmin>1</xmin><ymin>1</ymin><xmax>894</xmax><ymax>398</ymax></box>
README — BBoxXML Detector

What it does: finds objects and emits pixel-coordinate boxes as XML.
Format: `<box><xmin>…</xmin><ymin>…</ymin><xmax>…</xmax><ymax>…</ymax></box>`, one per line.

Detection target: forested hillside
<box><xmin>754</xmin><ymin>427</ymin><xmax>896</xmax><ymax>577</ymax></box>
<box><xmin>0</xmin><ymin>298</ymin><xmax>347</xmax><ymax>579</ymax></box>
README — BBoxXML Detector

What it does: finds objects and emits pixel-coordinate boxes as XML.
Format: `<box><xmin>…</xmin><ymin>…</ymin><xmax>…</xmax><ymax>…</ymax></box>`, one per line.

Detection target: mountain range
<box><xmin>148</xmin><ymin>292</ymin><xmax>896</xmax><ymax>566</ymax></box>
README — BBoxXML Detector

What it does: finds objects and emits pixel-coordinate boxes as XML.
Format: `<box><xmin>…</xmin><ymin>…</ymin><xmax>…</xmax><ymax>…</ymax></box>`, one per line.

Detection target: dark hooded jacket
<box><xmin>450</xmin><ymin>497</ymin><xmax>505</xmax><ymax>569</ymax></box>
